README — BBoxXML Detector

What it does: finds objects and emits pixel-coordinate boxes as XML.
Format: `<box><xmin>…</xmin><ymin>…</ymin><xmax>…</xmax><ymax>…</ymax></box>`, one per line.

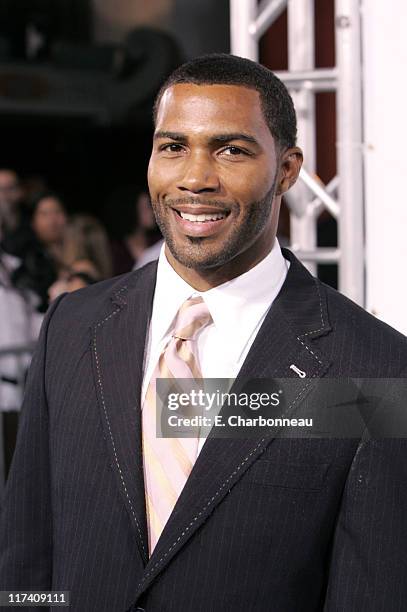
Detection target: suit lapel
<box><xmin>91</xmin><ymin>262</ymin><xmax>158</xmax><ymax>565</ymax></box>
<box><xmin>134</xmin><ymin>250</ymin><xmax>334</xmax><ymax>597</ymax></box>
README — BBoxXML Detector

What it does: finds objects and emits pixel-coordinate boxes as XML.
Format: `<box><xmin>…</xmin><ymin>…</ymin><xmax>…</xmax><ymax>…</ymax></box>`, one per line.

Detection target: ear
<box><xmin>275</xmin><ymin>147</ymin><xmax>303</xmax><ymax>196</ymax></box>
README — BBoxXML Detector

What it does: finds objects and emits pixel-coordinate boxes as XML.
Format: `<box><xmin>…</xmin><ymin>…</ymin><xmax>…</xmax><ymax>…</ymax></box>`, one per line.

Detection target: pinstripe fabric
<box><xmin>0</xmin><ymin>250</ymin><xmax>406</xmax><ymax>611</ymax></box>
<box><xmin>142</xmin><ymin>297</ymin><xmax>212</xmax><ymax>554</ymax></box>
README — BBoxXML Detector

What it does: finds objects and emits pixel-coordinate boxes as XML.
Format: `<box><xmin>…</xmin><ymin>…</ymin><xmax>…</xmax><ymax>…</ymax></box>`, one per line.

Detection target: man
<box><xmin>1</xmin><ymin>54</ymin><xmax>406</xmax><ymax>611</ymax></box>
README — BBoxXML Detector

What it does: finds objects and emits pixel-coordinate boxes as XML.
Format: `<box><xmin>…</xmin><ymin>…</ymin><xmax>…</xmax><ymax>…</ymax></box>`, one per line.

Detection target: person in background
<box><xmin>48</xmin><ymin>214</ymin><xmax>113</xmax><ymax>300</ymax></box>
<box><xmin>2</xmin><ymin>191</ymin><xmax>67</xmax><ymax>312</ymax></box>
<box><xmin>30</xmin><ymin>191</ymin><xmax>67</xmax><ymax>263</ymax></box>
<box><xmin>137</xmin><ymin>190</ymin><xmax>162</xmax><ymax>247</ymax></box>
<box><xmin>0</xmin><ymin>250</ymin><xmax>42</xmax><ymax>411</ymax></box>
<box><xmin>0</xmin><ymin>192</ymin><xmax>44</xmax><ymax>481</ymax></box>
<box><xmin>0</xmin><ymin>175</ymin><xmax>45</xmax><ymax>411</ymax></box>
<box><xmin>104</xmin><ymin>186</ymin><xmax>162</xmax><ymax>274</ymax></box>
<box><xmin>134</xmin><ymin>191</ymin><xmax>164</xmax><ymax>269</ymax></box>
<box><xmin>0</xmin><ymin>169</ymin><xmax>25</xmax><ymax>240</ymax></box>
<box><xmin>0</xmin><ymin>179</ymin><xmax>44</xmax><ymax>411</ymax></box>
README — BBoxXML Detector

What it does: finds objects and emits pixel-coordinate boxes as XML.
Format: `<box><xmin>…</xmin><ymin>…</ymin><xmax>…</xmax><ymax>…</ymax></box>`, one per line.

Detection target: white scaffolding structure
<box><xmin>230</xmin><ymin>0</ymin><xmax>364</xmax><ymax>305</ymax></box>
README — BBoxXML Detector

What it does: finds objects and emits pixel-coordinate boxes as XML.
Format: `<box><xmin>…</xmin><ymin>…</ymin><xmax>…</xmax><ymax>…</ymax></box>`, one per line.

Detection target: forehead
<box><xmin>155</xmin><ymin>83</ymin><xmax>272</xmax><ymax>140</ymax></box>
<box><xmin>0</xmin><ymin>170</ymin><xmax>18</xmax><ymax>185</ymax></box>
<box><xmin>36</xmin><ymin>197</ymin><xmax>62</xmax><ymax>211</ymax></box>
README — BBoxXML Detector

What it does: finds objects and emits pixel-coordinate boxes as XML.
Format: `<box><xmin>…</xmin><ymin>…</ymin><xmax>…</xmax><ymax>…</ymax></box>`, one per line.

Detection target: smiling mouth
<box><xmin>174</xmin><ymin>210</ymin><xmax>230</xmax><ymax>222</ymax></box>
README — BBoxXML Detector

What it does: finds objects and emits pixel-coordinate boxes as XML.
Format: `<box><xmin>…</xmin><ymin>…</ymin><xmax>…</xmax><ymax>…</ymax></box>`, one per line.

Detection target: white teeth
<box><xmin>179</xmin><ymin>212</ymin><xmax>226</xmax><ymax>222</ymax></box>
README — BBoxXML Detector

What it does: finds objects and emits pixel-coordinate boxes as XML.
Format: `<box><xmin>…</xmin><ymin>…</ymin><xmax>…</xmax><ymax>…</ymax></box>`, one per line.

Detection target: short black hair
<box><xmin>153</xmin><ymin>53</ymin><xmax>297</xmax><ymax>150</ymax></box>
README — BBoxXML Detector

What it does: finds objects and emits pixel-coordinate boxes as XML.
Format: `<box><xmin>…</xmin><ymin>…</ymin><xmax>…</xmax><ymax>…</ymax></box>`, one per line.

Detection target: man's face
<box><xmin>148</xmin><ymin>83</ymin><xmax>291</xmax><ymax>275</ymax></box>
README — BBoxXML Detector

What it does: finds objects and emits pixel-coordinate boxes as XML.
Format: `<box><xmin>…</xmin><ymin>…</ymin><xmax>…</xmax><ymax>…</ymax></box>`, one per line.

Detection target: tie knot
<box><xmin>173</xmin><ymin>296</ymin><xmax>212</xmax><ymax>341</ymax></box>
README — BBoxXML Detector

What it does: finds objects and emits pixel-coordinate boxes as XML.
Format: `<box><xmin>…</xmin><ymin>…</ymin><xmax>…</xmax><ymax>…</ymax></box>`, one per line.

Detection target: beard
<box><xmin>151</xmin><ymin>179</ymin><xmax>277</xmax><ymax>271</ymax></box>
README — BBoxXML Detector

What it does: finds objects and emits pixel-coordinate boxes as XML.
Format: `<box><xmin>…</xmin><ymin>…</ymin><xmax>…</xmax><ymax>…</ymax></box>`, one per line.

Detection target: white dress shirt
<box><xmin>141</xmin><ymin>239</ymin><xmax>290</xmax><ymax>452</ymax></box>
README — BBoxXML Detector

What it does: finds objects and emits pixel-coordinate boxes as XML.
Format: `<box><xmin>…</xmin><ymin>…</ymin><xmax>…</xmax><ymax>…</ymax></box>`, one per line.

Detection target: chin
<box><xmin>168</xmin><ymin>242</ymin><xmax>229</xmax><ymax>270</ymax></box>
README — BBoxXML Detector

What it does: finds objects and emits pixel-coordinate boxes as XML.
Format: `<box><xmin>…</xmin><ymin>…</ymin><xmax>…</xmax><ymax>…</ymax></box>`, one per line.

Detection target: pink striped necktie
<box><xmin>142</xmin><ymin>296</ymin><xmax>212</xmax><ymax>555</ymax></box>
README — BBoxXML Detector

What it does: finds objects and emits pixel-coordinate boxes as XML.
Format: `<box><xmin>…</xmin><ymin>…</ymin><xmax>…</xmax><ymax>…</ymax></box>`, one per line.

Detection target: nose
<box><xmin>177</xmin><ymin>152</ymin><xmax>220</xmax><ymax>194</ymax></box>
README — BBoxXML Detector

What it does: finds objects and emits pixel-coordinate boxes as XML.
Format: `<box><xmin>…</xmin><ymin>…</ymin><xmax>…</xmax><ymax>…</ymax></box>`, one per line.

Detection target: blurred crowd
<box><xmin>0</xmin><ymin>166</ymin><xmax>162</xmax><ymax>411</ymax></box>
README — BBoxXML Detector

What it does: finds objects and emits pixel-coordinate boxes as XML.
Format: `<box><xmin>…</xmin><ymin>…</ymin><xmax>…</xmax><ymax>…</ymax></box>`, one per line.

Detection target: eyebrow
<box><xmin>153</xmin><ymin>130</ymin><xmax>259</xmax><ymax>146</ymax></box>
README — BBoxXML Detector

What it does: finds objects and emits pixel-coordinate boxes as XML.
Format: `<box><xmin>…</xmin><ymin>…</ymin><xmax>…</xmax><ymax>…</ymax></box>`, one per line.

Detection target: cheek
<box><xmin>225</xmin><ymin>171</ymin><xmax>269</xmax><ymax>205</ymax></box>
<box><xmin>33</xmin><ymin>218</ymin><xmax>45</xmax><ymax>235</ymax></box>
<box><xmin>148</xmin><ymin>159</ymin><xmax>172</xmax><ymax>198</ymax></box>
<box><xmin>147</xmin><ymin>158</ymin><xmax>158</xmax><ymax>197</ymax></box>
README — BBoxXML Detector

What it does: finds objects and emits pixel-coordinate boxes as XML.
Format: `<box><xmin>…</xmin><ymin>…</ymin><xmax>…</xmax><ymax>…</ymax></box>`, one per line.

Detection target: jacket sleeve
<box><xmin>0</xmin><ymin>294</ymin><xmax>66</xmax><ymax>600</ymax></box>
<box><xmin>324</xmin><ymin>431</ymin><xmax>407</xmax><ymax>610</ymax></box>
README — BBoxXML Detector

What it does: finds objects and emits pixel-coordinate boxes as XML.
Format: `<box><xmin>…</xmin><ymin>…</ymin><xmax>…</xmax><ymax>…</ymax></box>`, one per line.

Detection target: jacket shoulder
<box><xmin>323</xmin><ymin>281</ymin><xmax>405</xmax><ymax>339</ymax></box>
<box><xmin>320</xmin><ymin>281</ymin><xmax>407</xmax><ymax>375</ymax></box>
<box><xmin>48</xmin><ymin>262</ymin><xmax>157</xmax><ymax>330</ymax></box>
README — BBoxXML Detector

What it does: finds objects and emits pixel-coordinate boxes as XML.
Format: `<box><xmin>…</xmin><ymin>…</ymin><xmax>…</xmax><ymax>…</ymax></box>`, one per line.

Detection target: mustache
<box><xmin>162</xmin><ymin>197</ymin><xmax>232</xmax><ymax>211</ymax></box>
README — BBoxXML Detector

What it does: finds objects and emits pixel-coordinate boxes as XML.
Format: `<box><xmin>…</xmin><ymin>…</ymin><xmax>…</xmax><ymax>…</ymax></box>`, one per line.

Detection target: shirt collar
<box><xmin>150</xmin><ymin>239</ymin><xmax>289</xmax><ymax>362</ymax></box>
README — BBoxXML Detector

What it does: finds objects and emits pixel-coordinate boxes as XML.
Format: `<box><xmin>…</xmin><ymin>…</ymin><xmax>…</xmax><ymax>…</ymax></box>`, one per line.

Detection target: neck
<box><xmin>165</xmin><ymin>236</ymin><xmax>276</xmax><ymax>292</ymax></box>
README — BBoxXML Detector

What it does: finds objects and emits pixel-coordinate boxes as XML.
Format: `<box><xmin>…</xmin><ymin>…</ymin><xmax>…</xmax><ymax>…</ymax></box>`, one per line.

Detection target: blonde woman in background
<box><xmin>49</xmin><ymin>214</ymin><xmax>113</xmax><ymax>301</ymax></box>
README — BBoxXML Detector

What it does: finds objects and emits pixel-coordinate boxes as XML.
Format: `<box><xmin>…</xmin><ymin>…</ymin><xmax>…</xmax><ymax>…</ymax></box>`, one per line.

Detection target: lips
<box><xmin>171</xmin><ymin>207</ymin><xmax>231</xmax><ymax>237</ymax></box>
<box><xmin>178</xmin><ymin>210</ymin><xmax>227</xmax><ymax>222</ymax></box>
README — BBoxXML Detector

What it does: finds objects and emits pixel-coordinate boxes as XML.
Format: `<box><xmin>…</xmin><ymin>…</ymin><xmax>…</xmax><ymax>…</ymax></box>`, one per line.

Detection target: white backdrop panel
<box><xmin>363</xmin><ymin>0</ymin><xmax>407</xmax><ymax>335</ymax></box>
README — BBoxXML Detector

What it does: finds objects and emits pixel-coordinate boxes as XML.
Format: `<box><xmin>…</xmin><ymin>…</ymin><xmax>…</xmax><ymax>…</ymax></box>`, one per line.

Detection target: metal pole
<box><xmin>300</xmin><ymin>169</ymin><xmax>340</xmax><ymax>218</ymax></box>
<box><xmin>291</xmin><ymin>248</ymin><xmax>340</xmax><ymax>263</ymax></box>
<box><xmin>253</xmin><ymin>0</ymin><xmax>289</xmax><ymax>39</ymax></box>
<box><xmin>287</xmin><ymin>0</ymin><xmax>317</xmax><ymax>274</ymax></box>
<box><xmin>230</xmin><ymin>0</ymin><xmax>258</xmax><ymax>60</ymax></box>
<box><xmin>274</xmin><ymin>68</ymin><xmax>338</xmax><ymax>91</ymax></box>
<box><xmin>335</xmin><ymin>0</ymin><xmax>364</xmax><ymax>304</ymax></box>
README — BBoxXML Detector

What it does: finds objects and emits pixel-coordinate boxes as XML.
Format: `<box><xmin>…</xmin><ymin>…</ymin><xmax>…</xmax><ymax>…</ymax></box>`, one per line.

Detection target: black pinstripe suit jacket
<box><xmin>1</xmin><ymin>249</ymin><xmax>407</xmax><ymax>612</ymax></box>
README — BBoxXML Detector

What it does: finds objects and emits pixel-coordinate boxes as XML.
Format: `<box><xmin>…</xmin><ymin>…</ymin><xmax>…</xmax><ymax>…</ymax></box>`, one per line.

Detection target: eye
<box><xmin>220</xmin><ymin>145</ymin><xmax>249</xmax><ymax>157</ymax></box>
<box><xmin>160</xmin><ymin>143</ymin><xmax>185</xmax><ymax>153</ymax></box>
